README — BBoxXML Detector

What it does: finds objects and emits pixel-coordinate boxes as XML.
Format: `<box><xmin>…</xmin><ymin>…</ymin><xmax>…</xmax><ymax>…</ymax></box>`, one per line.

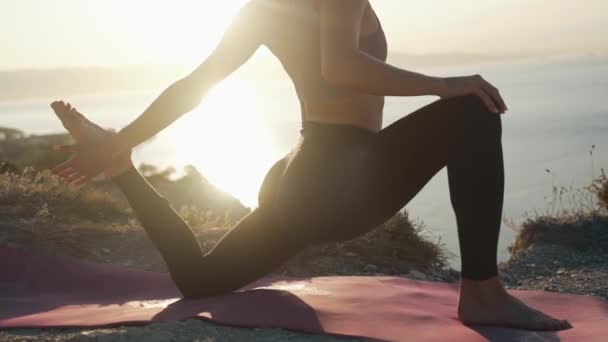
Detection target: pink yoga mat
<box><xmin>1</xmin><ymin>248</ymin><xmax>607</xmax><ymax>341</ymax></box>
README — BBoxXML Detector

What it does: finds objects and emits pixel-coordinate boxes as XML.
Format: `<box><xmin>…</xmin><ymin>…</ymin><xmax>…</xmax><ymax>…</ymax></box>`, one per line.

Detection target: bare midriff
<box><xmin>301</xmin><ymin>96</ymin><xmax>384</xmax><ymax>133</ymax></box>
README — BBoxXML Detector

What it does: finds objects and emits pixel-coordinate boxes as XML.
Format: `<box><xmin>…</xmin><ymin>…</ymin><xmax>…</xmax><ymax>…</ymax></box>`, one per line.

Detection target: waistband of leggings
<box><xmin>300</xmin><ymin>120</ymin><xmax>377</xmax><ymax>139</ymax></box>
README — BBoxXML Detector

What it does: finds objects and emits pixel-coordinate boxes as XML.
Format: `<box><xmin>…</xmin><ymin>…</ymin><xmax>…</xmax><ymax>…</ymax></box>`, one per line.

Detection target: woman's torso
<box><xmin>252</xmin><ymin>1</ymin><xmax>389</xmax><ymax>236</ymax></box>
<box><xmin>258</xmin><ymin>0</ymin><xmax>388</xmax><ymax>132</ymax></box>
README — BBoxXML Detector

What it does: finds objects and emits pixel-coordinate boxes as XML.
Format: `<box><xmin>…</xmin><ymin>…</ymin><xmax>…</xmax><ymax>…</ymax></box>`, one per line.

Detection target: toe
<box><xmin>69</xmin><ymin>107</ymin><xmax>82</xmax><ymax>119</ymax></box>
<box><xmin>51</xmin><ymin>100</ymin><xmax>64</xmax><ymax>112</ymax></box>
<box><xmin>548</xmin><ymin>317</ymin><xmax>568</xmax><ymax>331</ymax></box>
<box><xmin>52</xmin><ymin>101</ymin><xmax>68</xmax><ymax>113</ymax></box>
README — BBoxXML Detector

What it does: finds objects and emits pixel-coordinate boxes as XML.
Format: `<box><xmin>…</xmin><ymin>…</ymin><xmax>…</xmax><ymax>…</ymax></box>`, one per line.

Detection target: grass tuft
<box><xmin>507</xmin><ymin>169</ymin><xmax>608</xmax><ymax>256</ymax></box>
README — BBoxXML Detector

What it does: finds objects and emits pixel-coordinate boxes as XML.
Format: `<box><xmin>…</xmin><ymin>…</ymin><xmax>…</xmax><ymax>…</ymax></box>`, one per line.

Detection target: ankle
<box><xmin>460</xmin><ymin>276</ymin><xmax>508</xmax><ymax>299</ymax></box>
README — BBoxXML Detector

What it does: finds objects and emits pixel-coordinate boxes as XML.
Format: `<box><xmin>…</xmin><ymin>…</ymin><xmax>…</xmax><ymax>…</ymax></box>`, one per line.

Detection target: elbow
<box><xmin>172</xmin><ymin>77</ymin><xmax>207</xmax><ymax>111</ymax></box>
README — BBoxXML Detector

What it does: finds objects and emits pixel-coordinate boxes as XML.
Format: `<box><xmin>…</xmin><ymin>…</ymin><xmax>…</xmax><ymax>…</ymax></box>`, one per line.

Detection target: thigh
<box><xmin>258</xmin><ymin>155</ymin><xmax>288</xmax><ymax>209</ymax></box>
<box><xmin>344</xmin><ymin>96</ymin><xmax>482</xmax><ymax>233</ymax></box>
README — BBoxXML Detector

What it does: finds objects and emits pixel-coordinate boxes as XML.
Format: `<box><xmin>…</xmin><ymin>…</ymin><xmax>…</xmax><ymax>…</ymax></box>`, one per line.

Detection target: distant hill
<box><xmin>0</xmin><ymin>65</ymin><xmax>180</xmax><ymax>103</ymax></box>
<box><xmin>1</xmin><ymin>52</ymin><xmax>593</xmax><ymax>103</ymax></box>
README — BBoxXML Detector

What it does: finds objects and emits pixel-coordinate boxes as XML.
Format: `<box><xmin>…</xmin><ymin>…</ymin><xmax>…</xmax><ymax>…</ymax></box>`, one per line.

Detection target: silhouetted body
<box><xmin>112</xmin><ymin>0</ymin><xmax>503</xmax><ymax>298</ymax></box>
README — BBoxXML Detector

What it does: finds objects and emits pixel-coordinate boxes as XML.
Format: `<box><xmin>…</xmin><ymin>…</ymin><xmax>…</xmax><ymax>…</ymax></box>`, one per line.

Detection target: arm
<box><xmin>319</xmin><ymin>0</ymin><xmax>443</xmax><ymax>97</ymax></box>
<box><xmin>110</xmin><ymin>1</ymin><xmax>266</xmax><ymax>154</ymax></box>
<box><xmin>319</xmin><ymin>0</ymin><xmax>506</xmax><ymax>112</ymax></box>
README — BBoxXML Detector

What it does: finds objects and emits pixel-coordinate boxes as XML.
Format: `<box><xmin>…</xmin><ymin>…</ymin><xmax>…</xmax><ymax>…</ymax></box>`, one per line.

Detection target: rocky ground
<box><xmin>500</xmin><ymin>242</ymin><xmax>607</xmax><ymax>299</ymax></box>
<box><xmin>2</xmin><ymin>219</ymin><xmax>607</xmax><ymax>341</ymax></box>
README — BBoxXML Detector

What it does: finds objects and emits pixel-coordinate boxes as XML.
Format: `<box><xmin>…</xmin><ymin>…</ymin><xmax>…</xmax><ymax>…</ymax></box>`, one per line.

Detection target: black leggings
<box><xmin>114</xmin><ymin>94</ymin><xmax>504</xmax><ymax>298</ymax></box>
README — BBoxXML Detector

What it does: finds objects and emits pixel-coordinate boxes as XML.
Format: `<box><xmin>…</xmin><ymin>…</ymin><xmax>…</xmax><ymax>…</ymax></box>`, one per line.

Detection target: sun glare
<box><xmin>111</xmin><ymin>0</ymin><xmax>249</xmax><ymax>65</ymax></box>
<box><xmin>169</xmin><ymin>78</ymin><xmax>281</xmax><ymax>209</ymax></box>
<box><xmin>118</xmin><ymin>0</ymin><xmax>276</xmax><ymax>208</ymax></box>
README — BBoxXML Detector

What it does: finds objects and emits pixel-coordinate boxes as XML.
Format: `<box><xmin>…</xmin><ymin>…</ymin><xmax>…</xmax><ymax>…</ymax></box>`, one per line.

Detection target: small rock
<box><xmin>101</xmin><ymin>248</ymin><xmax>111</xmax><ymax>254</ymax></box>
<box><xmin>527</xmin><ymin>263</ymin><xmax>536</xmax><ymax>267</ymax></box>
<box><xmin>98</xmin><ymin>335</ymin><xmax>118</xmax><ymax>342</ymax></box>
<box><xmin>345</xmin><ymin>252</ymin><xmax>357</xmax><ymax>257</ymax></box>
<box><xmin>535</xmin><ymin>276</ymin><xmax>544</xmax><ymax>280</ymax></box>
<box><xmin>408</xmin><ymin>270</ymin><xmax>427</xmax><ymax>280</ymax></box>
<box><xmin>499</xmin><ymin>271</ymin><xmax>516</xmax><ymax>284</ymax></box>
<box><xmin>364</xmin><ymin>264</ymin><xmax>378</xmax><ymax>271</ymax></box>
<box><xmin>556</xmin><ymin>269</ymin><xmax>566</xmax><ymax>274</ymax></box>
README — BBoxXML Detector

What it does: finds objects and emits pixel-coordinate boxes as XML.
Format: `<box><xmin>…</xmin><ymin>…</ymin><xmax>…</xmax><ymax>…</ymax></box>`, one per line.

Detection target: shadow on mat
<box><xmin>0</xmin><ymin>246</ymin><xmax>323</xmax><ymax>332</ymax></box>
<box><xmin>153</xmin><ymin>288</ymin><xmax>323</xmax><ymax>329</ymax></box>
<box><xmin>468</xmin><ymin>325</ymin><xmax>561</xmax><ymax>342</ymax></box>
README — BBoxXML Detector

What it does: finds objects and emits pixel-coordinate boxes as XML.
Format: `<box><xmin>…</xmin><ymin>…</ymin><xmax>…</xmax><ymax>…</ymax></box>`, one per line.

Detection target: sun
<box><xmin>168</xmin><ymin>78</ymin><xmax>281</xmax><ymax>209</ymax></box>
<box><xmin>114</xmin><ymin>0</ymin><xmax>250</xmax><ymax>65</ymax></box>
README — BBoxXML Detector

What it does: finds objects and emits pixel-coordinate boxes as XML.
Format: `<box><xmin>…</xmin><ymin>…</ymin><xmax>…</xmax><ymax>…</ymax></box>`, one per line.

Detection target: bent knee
<box><xmin>444</xmin><ymin>95</ymin><xmax>501</xmax><ymax>133</ymax></box>
<box><xmin>446</xmin><ymin>94</ymin><xmax>494</xmax><ymax>115</ymax></box>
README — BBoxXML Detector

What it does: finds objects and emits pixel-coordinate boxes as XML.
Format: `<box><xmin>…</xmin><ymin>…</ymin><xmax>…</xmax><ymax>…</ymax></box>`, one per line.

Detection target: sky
<box><xmin>1</xmin><ymin>0</ymin><xmax>606</xmax><ymax>70</ymax></box>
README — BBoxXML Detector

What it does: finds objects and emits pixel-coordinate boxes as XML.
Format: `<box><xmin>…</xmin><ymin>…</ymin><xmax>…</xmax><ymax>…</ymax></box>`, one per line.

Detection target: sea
<box><xmin>2</xmin><ymin>56</ymin><xmax>607</xmax><ymax>269</ymax></box>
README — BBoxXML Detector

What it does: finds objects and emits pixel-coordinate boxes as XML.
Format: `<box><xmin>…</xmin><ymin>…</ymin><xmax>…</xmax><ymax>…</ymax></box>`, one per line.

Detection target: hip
<box><xmin>258</xmin><ymin>121</ymin><xmax>386</xmax><ymax>238</ymax></box>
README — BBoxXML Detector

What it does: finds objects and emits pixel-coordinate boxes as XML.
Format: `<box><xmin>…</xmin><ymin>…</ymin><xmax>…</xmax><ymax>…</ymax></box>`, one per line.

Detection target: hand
<box><xmin>52</xmin><ymin>138</ymin><xmax>116</xmax><ymax>187</ymax></box>
<box><xmin>437</xmin><ymin>75</ymin><xmax>508</xmax><ymax>114</ymax></box>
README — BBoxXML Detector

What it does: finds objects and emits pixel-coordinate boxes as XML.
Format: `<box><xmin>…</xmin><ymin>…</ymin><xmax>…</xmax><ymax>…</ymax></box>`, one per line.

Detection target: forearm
<box><xmin>110</xmin><ymin>76</ymin><xmax>211</xmax><ymax>154</ymax></box>
<box><xmin>324</xmin><ymin>51</ymin><xmax>447</xmax><ymax>97</ymax></box>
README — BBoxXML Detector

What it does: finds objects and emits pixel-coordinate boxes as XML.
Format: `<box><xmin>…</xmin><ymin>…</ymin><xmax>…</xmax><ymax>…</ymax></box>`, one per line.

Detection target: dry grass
<box><xmin>590</xmin><ymin>169</ymin><xmax>608</xmax><ymax>212</ymax></box>
<box><xmin>507</xmin><ymin>171</ymin><xmax>608</xmax><ymax>256</ymax></box>
<box><xmin>0</xmin><ymin>168</ymin><xmax>127</xmax><ymax>221</ymax></box>
<box><xmin>282</xmin><ymin>210</ymin><xmax>451</xmax><ymax>276</ymax></box>
<box><xmin>341</xmin><ymin>210</ymin><xmax>449</xmax><ymax>269</ymax></box>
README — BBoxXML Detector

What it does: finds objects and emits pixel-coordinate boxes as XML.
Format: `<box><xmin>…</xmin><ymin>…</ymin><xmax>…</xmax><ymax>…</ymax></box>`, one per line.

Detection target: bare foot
<box><xmin>458</xmin><ymin>277</ymin><xmax>572</xmax><ymax>331</ymax></box>
<box><xmin>50</xmin><ymin>100</ymin><xmax>133</xmax><ymax>179</ymax></box>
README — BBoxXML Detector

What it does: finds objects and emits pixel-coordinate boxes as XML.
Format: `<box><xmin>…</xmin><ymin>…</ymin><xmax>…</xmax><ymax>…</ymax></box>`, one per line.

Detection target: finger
<box><xmin>475</xmin><ymin>89</ymin><xmax>499</xmax><ymax>114</ymax></box>
<box><xmin>59</xmin><ymin>170</ymin><xmax>81</xmax><ymax>181</ymax></box>
<box><xmin>50</xmin><ymin>101</ymin><xmax>72</xmax><ymax>124</ymax></box>
<box><xmin>52</xmin><ymin>144</ymin><xmax>78</xmax><ymax>155</ymax></box>
<box><xmin>482</xmin><ymin>82</ymin><xmax>508</xmax><ymax>113</ymax></box>
<box><xmin>65</xmin><ymin>171</ymin><xmax>85</xmax><ymax>184</ymax></box>
<box><xmin>50</xmin><ymin>100</ymin><xmax>65</xmax><ymax>108</ymax></box>
<box><xmin>68</xmin><ymin>176</ymin><xmax>87</xmax><ymax>190</ymax></box>
<box><xmin>50</xmin><ymin>101</ymin><xmax>63</xmax><ymax>114</ymax></box>
<box><xmin>51</xmin><ymin>161</ymin><xmax>71</xmax><ymax>174</ymax></box>
<box><xmin>59</xmin><ymin>173</ymin><xmax>80</xmax><ymax>185</ymax></box>
<box><xmin>52</xmin><ymin>163</ymin><xmax>75</xmax><ymax>177</ymax></box>
<box><xmin>52</xmin><ymin>168</ymin><xmax>79</xmax><ymax>184</ymax></box>
<box><xmin>480</xmin><ymin>86</ymin><xmax>503</xmax><ymax>114</ymax></box>
<box><xmin>70</xmin><ymin>108</ymin><xmax>84</xmax><ymax>121</ymax></box>
<box><xmin>71</xmin><ymin>176</ymin><xmax>91</xmax><ymax>188</ymax></box>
